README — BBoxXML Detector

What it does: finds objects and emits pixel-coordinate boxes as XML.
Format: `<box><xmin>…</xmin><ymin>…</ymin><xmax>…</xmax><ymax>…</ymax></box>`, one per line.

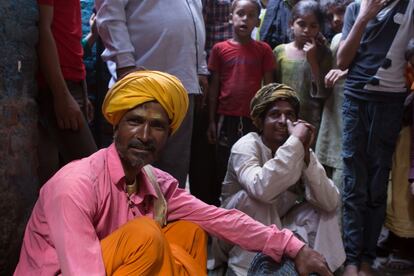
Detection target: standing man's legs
<box><xmin>342</xmin><ymin>96</ymin><xmax>370</xmax><ymax>273</ymax></box>
<box><xmin>155</xmin><ymin>95</ymin><xmax>195</xmax><ymax>188</ymax></box>
<box><xmin>362</xmin><ymin>100</ymin><xmax>403</xmax><ymax>264</ymax></box>
<box><xmin>342</xmin><ymin>95</ymin><xmax>404</xmax><ymax>274</ymax></box>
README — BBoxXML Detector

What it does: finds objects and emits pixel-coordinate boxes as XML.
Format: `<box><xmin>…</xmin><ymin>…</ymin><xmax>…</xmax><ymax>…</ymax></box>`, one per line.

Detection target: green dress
<box><xmin>315</xmin><ymin>34</ymin><xmax>344</xmax><ymax>170</ymax></box>
<box><xmin>273</xmin><ymin>44</ymin><xmax>332</xmax><ymax>133</ymax></box>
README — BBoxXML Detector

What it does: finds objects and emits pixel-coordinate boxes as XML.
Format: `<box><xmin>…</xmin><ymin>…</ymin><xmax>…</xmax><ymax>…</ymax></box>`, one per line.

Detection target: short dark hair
<box><xmin>231</xmin><ymin>0</ymin><xmax>261</xmax><ymax>16</ymax></box>
<box><xmin>405</xmin><ymin>38</ymin><xmax>414</xmax><ymax>61</ymax></box>
<box><xmin>323</xmin><ymin>0</ymin><xmax>352</xmax><ymax>16</ymax></box>
<box><xmin>290</xmin><ymin>0</ymin><xmax>324</xmax><ymax>27</ymax></box>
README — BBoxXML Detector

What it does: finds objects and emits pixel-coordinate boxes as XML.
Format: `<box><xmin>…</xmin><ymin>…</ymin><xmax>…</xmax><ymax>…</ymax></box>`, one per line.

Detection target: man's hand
<box><xmin>294</xmin><ymin>245</ymin><xmax>333</xmax><ymax>276</ymax></box>
<box><xmin>207</xmin><ymin>122</ymin><xmax>217</xmax><ymax>144</ymax></box>
<box><xmin>54</xmin><ymin>91</ymin><xmax>84</xmax><ymax>131</ymax></box>
<box><xmin>287</xmin><ymin>119</ymin><xmax>315</xmax><ymax>165</ymax></box>
<box><xmin>116</xmin><ymin>66</ymin><xmax>139</xmax><ymax>80</ymax></box>
<box><xmin>358</xmin><ymin>0</ymin><xmax>388</xmax><ymax>22</ymax></box>
<box><xmin>86</xmin><ymin>98</ymin><xmax>94</xmax><ymax>123</ymax></box>
<box><xmin>287</xmin><ymin>119</ymin><xmax>315</xmax><ymax>147</ymax></box>
<box><xmin>197</xmin><ymin>75</ymin><xmax>209</xmax><ymax>110</ymax></box>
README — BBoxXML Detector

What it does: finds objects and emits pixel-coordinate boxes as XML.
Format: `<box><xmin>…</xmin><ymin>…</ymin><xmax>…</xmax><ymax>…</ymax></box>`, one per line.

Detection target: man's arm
<box><xmin>285</xmin><ymin>119</ymin><xmax>339</xmax><ymax>211</ymax></box>
<box><xmin>262</xmin><ymin>43</ymin><xmax>276</xmax><ymax>85</ymax></box>
<box><xmin>207</xmin><ymin>71</ymin><xmax>220</xmax><ymax>144</ymax></box>
<box><xmin>163</xmin><ymin>178</ymin><xmax>332</xmax><ymax>275</ymax></box>
<box><xmin>38</xmin><ymin>4</ymin><xmax>84</xmax><ymax>131</ymax></box>
<box><xmin>229</xmin><ymin>134</ymin><xmax>306</xmax><ymax>203</ymax></box>
<box><xmin>95</xmin><ymin>0</ymin><xmax>137</xmax><ymax>79</ymax></box>
<box><xmin>42</xmin><ymin>177</ymin><xmax>104</xmax><ymax>274</ymax></box>
<box><xmin>263</xmin><ymin>70</ymin><xmax>274</xmax><ymax>85</ymax></box>
<box><xmin>337</xmin><ymin>0</ymin><xmax>387</xmax><ymax>70</ymax></box>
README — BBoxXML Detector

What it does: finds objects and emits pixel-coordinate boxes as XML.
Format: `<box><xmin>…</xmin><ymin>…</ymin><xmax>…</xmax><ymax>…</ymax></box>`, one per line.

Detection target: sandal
<box><xmin>377</xmin><ymin>253</ymin><xmax>414</xmax><ymax>273</ymax></box>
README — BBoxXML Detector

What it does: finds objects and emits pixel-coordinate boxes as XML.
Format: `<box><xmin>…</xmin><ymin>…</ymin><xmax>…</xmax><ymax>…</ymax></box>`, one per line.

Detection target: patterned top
<box><xmin>203</xmin><ymin>0</ymin><xmax>233</xmax><ymax>54</ymax></box>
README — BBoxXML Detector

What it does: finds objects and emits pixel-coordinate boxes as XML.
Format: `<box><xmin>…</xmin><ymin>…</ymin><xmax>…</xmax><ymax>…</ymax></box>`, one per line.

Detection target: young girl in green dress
<box><xmin>273</xmin><ymin>0</ymin><xmax>332</xmax><ymax>136</ymax></box>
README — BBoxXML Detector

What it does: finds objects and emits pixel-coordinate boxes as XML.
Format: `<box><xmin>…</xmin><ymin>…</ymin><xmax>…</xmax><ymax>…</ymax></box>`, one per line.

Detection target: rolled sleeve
<box><xmin>95</xmin><ymin>0</ymin><xmax>136</xmax><ymax>68</ymax></box>
<box><xmin>163</xmin><ymin>180</ymin><xmax>305</xmax><ymax>263</ymax></box>
<box><xmin>263</xmin><ymin>225</ymin><xmax>305</xmax><ymax>261</ymax></box>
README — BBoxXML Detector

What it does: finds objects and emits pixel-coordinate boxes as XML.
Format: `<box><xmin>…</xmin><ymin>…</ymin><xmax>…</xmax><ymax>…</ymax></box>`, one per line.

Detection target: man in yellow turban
<box><xmin>15</xmin><ymin>73</ymin><xmax>333</xmax><ymax>276</ymax></box>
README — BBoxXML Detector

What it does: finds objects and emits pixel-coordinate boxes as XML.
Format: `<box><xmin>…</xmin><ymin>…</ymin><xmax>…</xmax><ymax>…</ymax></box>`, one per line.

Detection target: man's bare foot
<box><xmin>343</xmin><ymin>264</ymin><xmax>358</xmax><ymax>276</ymax></box>
<box><xmin>358</xmin><ymin>262</ymin><xmax>374</xmax><ymax>276</ymax></box>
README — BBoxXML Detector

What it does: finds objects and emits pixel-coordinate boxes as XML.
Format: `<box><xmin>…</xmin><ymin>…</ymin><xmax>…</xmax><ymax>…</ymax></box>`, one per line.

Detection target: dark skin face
<box><xmin>114</xmin><ymin>101</ymin><xmax>171</xmax><ymax>184</ymax></box>
<box><xmin>258</xmin><ymin>100</ymin><xmax>297</xmax><ymax>153</ymax></box>
<box><xmin>291</xmin><ymin>12</ymin><xmax>320</xmax><ymax>48</ymax></box>
<box><xmin>327</xmin><ymin>10</ymin><xmax>345</xmax><ymax>34</ymax></box>
<box><xmin>231</xmin><ymin>0</ymin><xmax>260</xmax><ymax>44</ymax></box>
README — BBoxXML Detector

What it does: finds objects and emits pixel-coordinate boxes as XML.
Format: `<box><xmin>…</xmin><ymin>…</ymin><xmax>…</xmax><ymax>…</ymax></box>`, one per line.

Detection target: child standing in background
<box><xmin>315</xmin><ymin>0</ymin><xmax>351</xmax><ymax>190</ymax></box>
<box><xmin>322</xmin><ymin>0</ymin><xmax>353</xmax><ymax>42</ymax></box>
<box><xmin>273</xmin><ymin>0</ymin><xmax>332</xmax><ymax>137</ymax></box>
<box><xmin>208</xmin><ymin>0</ymin><xmax>276</xmax><ymax>187</ymax></box>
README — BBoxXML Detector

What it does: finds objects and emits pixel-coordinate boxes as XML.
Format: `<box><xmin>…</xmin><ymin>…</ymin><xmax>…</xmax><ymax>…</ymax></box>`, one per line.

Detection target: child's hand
<box><xmin>304</xmin><ymin>38</ymin><xmax>317</xmax><ymax>64</ymax></box>
<box><xmin>325</xmin><ymin>69</ymin><xmax>348</xmax><ymax>88</ymax></box>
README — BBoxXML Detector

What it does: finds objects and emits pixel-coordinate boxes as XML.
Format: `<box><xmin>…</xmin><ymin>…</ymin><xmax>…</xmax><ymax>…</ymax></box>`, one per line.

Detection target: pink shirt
<box><xmin>14</xmin><ymin>144</ymin><xmax>304</xmax><ymax>275</ymax></box>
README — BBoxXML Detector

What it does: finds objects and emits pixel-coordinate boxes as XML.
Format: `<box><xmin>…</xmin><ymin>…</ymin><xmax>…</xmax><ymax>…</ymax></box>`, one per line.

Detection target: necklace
<box><xmin>125</xmin><ymin>179</ymin><xmax>137</xmax><ymax>216</ymax></box>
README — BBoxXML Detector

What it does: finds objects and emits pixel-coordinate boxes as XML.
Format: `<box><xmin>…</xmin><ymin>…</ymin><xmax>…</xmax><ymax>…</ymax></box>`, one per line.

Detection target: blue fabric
<box><xmin>248</xmin><ymin>254</ymin><xmax>299</xmax><ymax>276</ymax></box>
<box><xmin>259</xmin><ymin>0</ymin><xmax>292</xmax><ymax>49</ymax></box>
<box><xmin>81</xmin><ymin>0</ymin><xmax>96</xmax><ymax>86</ymax></box>
<box><xmin>341</xmin><ymin>95</ymin><xmax>404</xmax><ymax>265</ymax></box>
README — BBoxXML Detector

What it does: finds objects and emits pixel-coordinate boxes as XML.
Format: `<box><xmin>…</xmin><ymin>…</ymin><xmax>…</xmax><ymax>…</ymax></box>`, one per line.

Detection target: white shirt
<box><xmin>215</xmin><ymin>132</ymin><xmax>344</xmax><ymax>275</ymax></box>
<box><xmin>95</xmin><ymin>0</ymin><xmax>208</xmax><ymax>93</ymax></box>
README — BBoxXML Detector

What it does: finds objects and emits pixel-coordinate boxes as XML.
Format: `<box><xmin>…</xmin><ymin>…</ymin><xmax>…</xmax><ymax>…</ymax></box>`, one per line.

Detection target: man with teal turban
<box><xmin>15</xmin><ymin>72</ymin><xmax>332</xmax><ymax>276</ymax></box>
<box><xmin>213</xmin><ymin>83</ymin><xmax>345</xmax><ymax>275</ymax></box>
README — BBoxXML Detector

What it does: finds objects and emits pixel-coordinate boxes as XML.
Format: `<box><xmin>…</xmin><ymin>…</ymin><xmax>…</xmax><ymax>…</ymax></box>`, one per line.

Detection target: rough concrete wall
<box><xmin>0</xmin><ymin>1</ymin><xmax>39</xmax><ymax>274</ymax></box>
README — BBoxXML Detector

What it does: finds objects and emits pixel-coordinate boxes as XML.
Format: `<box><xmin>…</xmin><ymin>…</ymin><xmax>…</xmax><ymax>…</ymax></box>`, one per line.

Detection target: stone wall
<box><xmin>0</xmin><ymin>1</ymin><xmax>39</xmax><ymax>274</ymax></box>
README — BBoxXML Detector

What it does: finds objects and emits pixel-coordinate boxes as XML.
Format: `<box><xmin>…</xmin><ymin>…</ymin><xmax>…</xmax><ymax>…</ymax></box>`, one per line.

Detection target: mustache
<box><xmin>128</xmin><ymin>140</ymin><xmax>156</xmax><ymax>152</ymax></box>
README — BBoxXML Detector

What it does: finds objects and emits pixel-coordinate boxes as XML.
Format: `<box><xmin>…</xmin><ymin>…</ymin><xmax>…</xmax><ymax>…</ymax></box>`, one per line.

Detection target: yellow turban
<box><xmin>102</xmin><ymin>70</ymin><xmax>189</xmax><ymax>133</ymax></box>
<box><xmin>250</xmin><ymin>83</ymin><xmax>300</xmax><ymax>129</ymax></box>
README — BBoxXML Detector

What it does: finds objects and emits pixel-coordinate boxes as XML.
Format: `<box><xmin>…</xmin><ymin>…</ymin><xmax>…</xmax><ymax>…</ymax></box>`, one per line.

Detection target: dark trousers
<box><xmin>189</xmin><ymin>99</ymin><xmax>220</xmax><ymax>206</ymax></box>
<box><xmin>341</xmin><ymin>95</ymin><xmax>404</xmax><ymax>265</ymax></box>
<box><xmin>216</xmin><ymin>115</ymin><xmax>257</xmax><ymax>190</ymax></box>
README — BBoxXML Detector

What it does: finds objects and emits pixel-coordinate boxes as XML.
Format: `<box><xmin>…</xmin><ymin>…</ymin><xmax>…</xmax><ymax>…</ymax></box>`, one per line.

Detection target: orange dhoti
<box><xmin>101</xmin><ymin>217</ymin><xmax>208</xmax><ymax>275</ymax></box>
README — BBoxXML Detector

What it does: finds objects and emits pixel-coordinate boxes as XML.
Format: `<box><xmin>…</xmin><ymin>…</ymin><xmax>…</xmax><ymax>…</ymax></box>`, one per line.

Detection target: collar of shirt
<box><xmin>106</xmin><ymin>143</ymin><xmax>159</xmax><ymax>206</ymax></box>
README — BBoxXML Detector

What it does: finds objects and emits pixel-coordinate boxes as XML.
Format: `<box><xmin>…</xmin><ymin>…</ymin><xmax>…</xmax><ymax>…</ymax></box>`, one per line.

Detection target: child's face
<box><xmin>291</xmin><ymin>12</ymin><xmax>320</xmax><ymax>45</ymax></box>
<box><xmin>328</xmin><ymin>10</ymin><xmax>345</xmax><ymax>34</ymax></box>
<box><xmin>231</xmin><ymin>1</ymin><xmax>260</xmax><ymax>40</ymax></box>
